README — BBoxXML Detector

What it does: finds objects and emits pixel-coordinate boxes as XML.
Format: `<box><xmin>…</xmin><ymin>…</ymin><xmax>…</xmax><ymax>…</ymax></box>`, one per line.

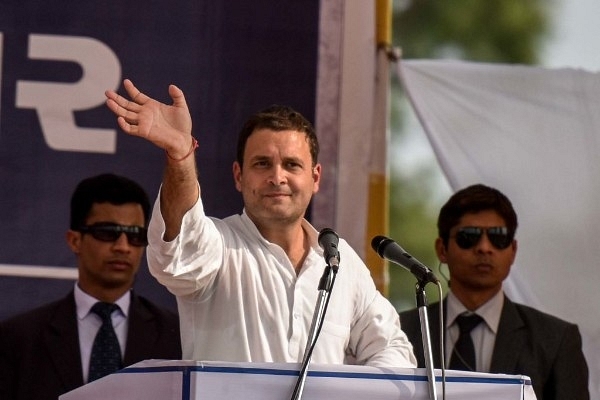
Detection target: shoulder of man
<box><xmin>510</xmin><ymin>299</ymin><xmax>579</xmax><ymax>331</ymax></box>
<box><xmin>130</xmin><ymin>292</ymin><xmax>179</xmax><ymax>323</ymax></box>
<box><xmin>502</xmin><ymin>296</ymin><xmax>586</xmax><ymax>360</ymax></box>
<box><xmin>0</xmin><ymin>293</ymin><xmax>73</xmax><ymax>331</ymax></box>
<box><xmin>399</xmin><ymin>301</ymin><xmax>442</xmax><ymax>336</ymax></box>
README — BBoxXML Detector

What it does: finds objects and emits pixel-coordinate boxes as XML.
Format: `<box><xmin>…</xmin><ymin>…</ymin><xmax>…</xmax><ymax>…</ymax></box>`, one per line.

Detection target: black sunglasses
<box><xmin>454</xmin><ymin>226</ymin><xmax>512</xmax><ymax>250</ymax></box>
<box><xmin>78</xmin><ymin>223</ymin><xmax>148</xmax><ymax>247</ymax></box>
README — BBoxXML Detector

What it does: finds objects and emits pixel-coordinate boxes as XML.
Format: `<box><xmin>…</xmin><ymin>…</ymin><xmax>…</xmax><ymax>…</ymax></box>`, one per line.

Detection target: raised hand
<box><xmin>105</xmin><ymin>79</ymin><xmax>194</xmax><ymax>158</ymax></box>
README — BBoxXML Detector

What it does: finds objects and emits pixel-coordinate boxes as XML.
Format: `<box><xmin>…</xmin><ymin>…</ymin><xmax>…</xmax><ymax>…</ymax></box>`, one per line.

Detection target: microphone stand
<box><xmin>290</xmin><ymin>261</ymin><xmax>338</xmax><ymax>400</ymax></box>
<box><xmin>416</xmin><ymin>280</ymin><xmax>438</xmax><ymax>400</ymax></box>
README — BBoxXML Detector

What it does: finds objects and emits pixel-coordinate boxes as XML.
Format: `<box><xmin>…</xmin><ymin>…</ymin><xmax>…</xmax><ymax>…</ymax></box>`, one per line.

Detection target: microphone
<box><xmin>318</xmin><ymin>228</ymin><xmax>340</xmax><ymax>268</ymax></box>
<box><xmin>371</xmin><ymin>235</ymin><xmax>438</xmax><ymax>284</ymax></box>
<box><xmin>293</xmin><ymin>228</ymin><xmax>340</xmax><ymax>400</ymax></box>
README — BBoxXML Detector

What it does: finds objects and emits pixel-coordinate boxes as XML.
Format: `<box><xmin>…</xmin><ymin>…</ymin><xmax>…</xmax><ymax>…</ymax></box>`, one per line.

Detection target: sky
<box><xmin>543</xmin><ymin>0</ymin><xmax>600</xmax><ymax>71</ymax></box>
<box><xmin>393</xmin><ymin>0</ymin><xmax>600</xmax><ymax>204</ymax></box>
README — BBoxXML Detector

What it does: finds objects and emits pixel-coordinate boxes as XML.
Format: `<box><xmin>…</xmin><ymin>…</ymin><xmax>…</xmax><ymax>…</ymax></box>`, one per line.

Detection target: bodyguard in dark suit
<box><xmin>0</xmin><ymin>174</ymin><xmax>181</xmax><ymax>400</ymax></box>
<box><xmin>0</xmin><ymin>291</ymin><xmax>180</xmax><ymax>400</ymax></box>
<box><xmin>399</xmin><ymin>184</ymin><xmax>589</xmax><ymax>400</ymax></box>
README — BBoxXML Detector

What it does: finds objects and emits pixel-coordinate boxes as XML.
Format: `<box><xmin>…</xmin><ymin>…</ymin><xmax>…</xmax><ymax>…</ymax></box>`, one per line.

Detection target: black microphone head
<box><xmin>371</xmin><ymin>235</ymin><xmax>439</xmax><ymax>284</ymax></box>
<box><xmin>319</xmin><ymin>228</ymin><xmax>340</xmax><ymax>267</ymax></box>
<box><xmin>318</xmin><ymin>228</ymin><xmax>339</xmax><ymax>247</ymax></box>
<box><xmin>371</xmin><ymin>235</ymin><xmax>392</xmax><ymax>256</ymax></box>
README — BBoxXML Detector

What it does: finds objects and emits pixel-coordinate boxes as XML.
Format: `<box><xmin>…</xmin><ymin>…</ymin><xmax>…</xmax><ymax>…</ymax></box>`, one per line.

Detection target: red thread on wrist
<box><xmin>166</xmin><ymin>137</ymin><xmax>198</xmax><ymax>162</ymax></box>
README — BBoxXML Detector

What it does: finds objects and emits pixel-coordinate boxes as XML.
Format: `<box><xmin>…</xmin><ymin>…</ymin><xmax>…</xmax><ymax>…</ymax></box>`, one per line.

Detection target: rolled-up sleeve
<box><xmin>146</xmin><ymin>187</ymin><xmax>223</xmax><ymax>298</ymax></box>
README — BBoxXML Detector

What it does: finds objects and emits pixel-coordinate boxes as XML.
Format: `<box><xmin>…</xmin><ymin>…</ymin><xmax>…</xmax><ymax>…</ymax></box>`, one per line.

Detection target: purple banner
<box><xmin>0</xmin><ymin>1</ymin><xmax>319</xmax><ymax>319</ymax></box>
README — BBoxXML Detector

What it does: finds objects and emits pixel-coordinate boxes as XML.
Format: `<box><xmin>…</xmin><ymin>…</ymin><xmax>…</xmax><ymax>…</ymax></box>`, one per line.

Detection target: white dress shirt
<box><xmin>75</xmin><ymin>285</ymin><xmax>130</xmax><ymax>382</ymax></box>
<box><xmin>147</xmin><ymin>191</ymin><xmax>417</xmax><ymax>368</ymax></box>
<box><xmin>445</xmin><ymin>290</ymin><xmax>503</xmax><ymax>372</ymax></box>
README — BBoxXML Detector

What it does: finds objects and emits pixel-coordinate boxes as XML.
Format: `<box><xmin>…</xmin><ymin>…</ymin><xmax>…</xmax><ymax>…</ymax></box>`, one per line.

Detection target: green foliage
<box><xmin>393</xmin><ymin>0</ymin><xmax>552</xmax><ymax>63</ymax></box>
<box><xmin>387</xmin><ymin>162</ymin><xmax>447</xmax><ymax>311</ymax></box>
<box><xmin>388</xmin><ymin>0</ymin><xmax>553</xmax><ymax>310</ymax></box>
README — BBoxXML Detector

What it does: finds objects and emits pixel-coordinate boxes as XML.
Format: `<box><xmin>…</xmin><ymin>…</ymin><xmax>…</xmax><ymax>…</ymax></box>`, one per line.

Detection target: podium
<box><xmin>60</xmin><ymin>360</ymin><xmax>537</xmax><ymax>400</ymax></box>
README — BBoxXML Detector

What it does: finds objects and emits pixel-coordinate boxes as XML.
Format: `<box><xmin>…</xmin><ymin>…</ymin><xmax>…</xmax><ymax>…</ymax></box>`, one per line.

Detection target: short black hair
<box><xmin>69</xmin><ymin>173</ymin><xmax>150</xmax><ymax>230</ymax></box>
<box><xmin>437</xmin><ymin>183</ymin><xmax>518</xmax><ymax>246</ymax></box>
<box><xmin>236</xmin><ymin>105</ymin><xmax>319</xmax><ymax>167</ymax></box>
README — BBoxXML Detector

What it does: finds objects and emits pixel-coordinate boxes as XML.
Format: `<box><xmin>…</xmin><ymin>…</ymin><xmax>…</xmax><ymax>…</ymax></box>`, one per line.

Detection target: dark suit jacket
<box><xmin>399</xmin><ymin>295</ymin><xmax>589</xmax><ymax>400</ymax></box>
<box><xmin>0</xmin><ymin>291</ymin><xmax>182</xmax><ymax>400</ymax></box>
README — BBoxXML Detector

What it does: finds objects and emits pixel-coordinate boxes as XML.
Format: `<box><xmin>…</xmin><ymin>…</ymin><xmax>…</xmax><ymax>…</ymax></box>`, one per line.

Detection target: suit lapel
<box><xmin>490</xmin><ymin>296</ymin><xmax>526</xmax><ymax>373</ymax></box>
<box><xmin>43</xmin><ymin>293</ymin><xmax>84</xmax><ymax>389</ymax></box>
<box><xmin>123</xmin><ymin>293</ymin><xmax>157</xmax><ymax>365</ymax></box>
<box><xmin>407</xmin><ymin>300</ymin><xmax>445</xmax><ymax>368</ymax></box>
<box><xmin>427</xmin><ymin>301</ymin><xmax>444</xmax><ymax>367</ymax></box>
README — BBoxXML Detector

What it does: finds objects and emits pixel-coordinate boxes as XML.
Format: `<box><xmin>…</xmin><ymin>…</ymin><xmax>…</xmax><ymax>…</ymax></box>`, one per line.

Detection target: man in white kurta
<box><xmin>105</xmin><ymin>79</ymin><xmax>417</xmax><ymax>368</ymax></box>
<box><xmin>148</xmin><ymin>194</ymin><xmax>416</xmax><ymax>366</ymax></box>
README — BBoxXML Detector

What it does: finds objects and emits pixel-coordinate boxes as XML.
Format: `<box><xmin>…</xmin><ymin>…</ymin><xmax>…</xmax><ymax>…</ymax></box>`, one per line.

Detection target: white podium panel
<box><xmin>60</xmin><ymin>360</ymin><xmax>537</xmax><ymax>400</ymax></box>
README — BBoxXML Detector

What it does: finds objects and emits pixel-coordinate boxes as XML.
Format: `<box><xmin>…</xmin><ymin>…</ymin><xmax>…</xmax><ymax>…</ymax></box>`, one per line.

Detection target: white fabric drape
<box><xmin>397</xmin><ymin>59</ymin><xmax>600</xmax><ymax>398</ymax></box>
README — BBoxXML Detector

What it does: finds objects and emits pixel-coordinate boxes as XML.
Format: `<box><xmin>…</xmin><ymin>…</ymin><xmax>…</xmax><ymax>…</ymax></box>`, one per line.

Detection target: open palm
<box><xmin>105</xmin><ymin>79</ymin><xmax>193</xmax><ymax>155</ymax></box>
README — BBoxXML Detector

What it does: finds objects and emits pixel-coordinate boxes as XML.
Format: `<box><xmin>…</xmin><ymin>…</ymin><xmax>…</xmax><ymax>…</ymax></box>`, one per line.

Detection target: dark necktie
<box><xmin>449</xmin><ymin>313</ymin><xmax>483</xmax><ymax>371</ymax></box>
<box><xmin>88</xmin><ymin>302</ymin><xmax>122</xmax><ymax>382</ymax></box>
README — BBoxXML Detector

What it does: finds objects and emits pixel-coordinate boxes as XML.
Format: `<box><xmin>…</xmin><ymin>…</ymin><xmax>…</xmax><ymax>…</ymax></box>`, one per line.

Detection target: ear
<box><xmin>312</xmin><ymin>163</ymin><xmax>321</xmax><ymax>193</ymax></box>
<box><xmin>232</xmin><ymin>161</ymin><xmax>242</xmax><ymax>192</ymax></box>
<box><xmin>509</xmin><ymin>239</ymin><xmax>518</xmax><ymax>263</ymax></box>
<box><xmin>66</xmin><ymin>230</ymin><xmax>82</xmax><ymax>254</ymax></box>
<box><xmin>435</xmin><ymin>237</ymin><xmax>447</xmax><ymax>263</ymax></box>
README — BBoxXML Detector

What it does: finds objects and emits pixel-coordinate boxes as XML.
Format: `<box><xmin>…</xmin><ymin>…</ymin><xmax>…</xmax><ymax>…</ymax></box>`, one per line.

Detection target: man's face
<box><xmin>67</xmin><ymin>202</ymin><xmax>145</xmax><ymax>299</ymax></box>
<box><xmin>233</xmin><ymin>128</ymin><xmax>321</xmax><ymax>229</ymax></box>
<box><xmin>436</xmin><ymin>209</ymin><xmax>517</xmax><ymax>296</ymax></box>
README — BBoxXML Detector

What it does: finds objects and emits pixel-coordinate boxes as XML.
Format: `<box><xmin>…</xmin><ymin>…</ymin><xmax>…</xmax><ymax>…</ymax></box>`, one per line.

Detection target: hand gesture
<box><xmin>105</xmin><ymin>79</ymin><xmax>194</xmax><ymax>158</ymax></box>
